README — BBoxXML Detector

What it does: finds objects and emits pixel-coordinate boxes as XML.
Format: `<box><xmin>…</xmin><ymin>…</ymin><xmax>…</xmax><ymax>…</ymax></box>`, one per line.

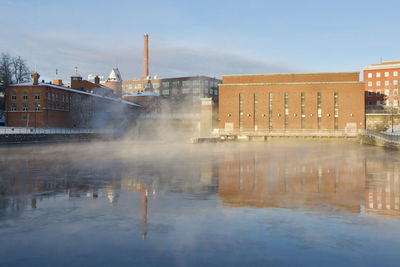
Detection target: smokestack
<box><xmin>141</xmin><ymin>34</ymin><xmax>149</xmax><ymax>80</ymax></box>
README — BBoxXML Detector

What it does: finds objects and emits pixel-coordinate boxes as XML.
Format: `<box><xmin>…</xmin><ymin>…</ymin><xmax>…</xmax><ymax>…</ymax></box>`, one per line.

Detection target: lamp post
<box><xmin>35</xmin><ymin>103</ymin><xmax>40</xmax><ymax>132</ymax></box>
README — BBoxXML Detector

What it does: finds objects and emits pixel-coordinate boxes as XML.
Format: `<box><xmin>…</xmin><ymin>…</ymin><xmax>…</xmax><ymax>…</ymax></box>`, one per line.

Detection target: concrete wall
<box><xmin>366</xmin><ymin>114</ymin><xmax>400</xmax><ymax>131</ymax></box>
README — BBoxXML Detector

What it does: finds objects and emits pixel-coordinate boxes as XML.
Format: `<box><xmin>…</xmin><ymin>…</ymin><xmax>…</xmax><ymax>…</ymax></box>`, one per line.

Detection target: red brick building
<box><xmin>218</xmin><ymin>72</ymin><xmax>365</xmax><ymax>132</ymax></box>
<box><xmin>5</xmin><ymin>72</ymin><xmax>141</xmax><ymax>128</ymax></box>
<box><xmin>363</xmin><ymin>61</ymin><xmax>400</xmax><ymax>108</ymax></box>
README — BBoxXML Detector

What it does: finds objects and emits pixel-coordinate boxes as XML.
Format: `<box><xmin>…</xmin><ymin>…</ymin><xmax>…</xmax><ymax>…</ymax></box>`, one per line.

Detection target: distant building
<box><xmin>122</xmin><ymin>34</ymin><xmax>221</xmax><ymax>112</ymax></box>
<box><xmin>363</xmin><ymin>61</ymin><xmax>400</xmax><ymax>108</ymax></box>
<box><xmin>123</xmin><ymin>76</ymin><xmax>221</xmax><ymax>112</ymax></box>
<box><xmin>5</xmin><ymin>72</ymin><xmax>141</xmax><ymax>128</ymax></box>
<box><xmin>102</xmin><ymin>68</ymin><xmax>123</xmax><ymax>97</ymax></box>
<box><xmin>218</xmin><ymin>72</ymin><xmax>365</xmax><ymax>132</ymax></box>
<box><xmin>69</xmin><ymin>74</ymin><xmax>114</xmax><ymax>97</ymax></box>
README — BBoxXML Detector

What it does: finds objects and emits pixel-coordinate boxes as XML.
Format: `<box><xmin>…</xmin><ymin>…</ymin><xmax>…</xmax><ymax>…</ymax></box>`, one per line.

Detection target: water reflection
<box><xmin>1</xmin><ymin>142</ymin><xmax>400</xmax><ymax>224</ymax></box>
<box><xmin>218</xmin><ymin>149</ymin><xmax>366</xmax><ymax>214</ymax></box>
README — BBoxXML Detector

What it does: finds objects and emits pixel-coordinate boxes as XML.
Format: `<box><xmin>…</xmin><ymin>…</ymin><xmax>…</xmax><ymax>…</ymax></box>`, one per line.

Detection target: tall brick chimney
<box><xmin>141</xmin><ymin>34</ymin><xmax>149</xmax><ymax>80</ymax></box>
<box><xmin>94</xmin><ymin>75</ymin><xmax>100</xmax><ymax>84</ymax></box>
<box><xmin>32</xmin><ymin>72</ymin><xmax>40</xmax><ymax>85</ymax></box>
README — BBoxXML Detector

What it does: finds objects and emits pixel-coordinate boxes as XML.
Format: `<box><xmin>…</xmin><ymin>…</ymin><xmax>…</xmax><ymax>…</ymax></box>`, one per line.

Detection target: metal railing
<box><xmin>216</xmin><ymin>128</ymin><xmax>358</xmax><ymax>137</ymax></box>
<box><xmin>359</xmin><ymin>129</ymin><xmax>400</xmax><ymax>144</ymax></box>
<box><xmin>0</xmin><ymin>127</ymin><xmax>114</xmax><ymax>135</ymax></box>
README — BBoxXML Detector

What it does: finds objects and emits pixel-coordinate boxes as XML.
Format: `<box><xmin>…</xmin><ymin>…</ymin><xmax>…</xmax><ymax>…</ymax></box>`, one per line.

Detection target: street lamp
<box><xmin>35</xmin><ymin>103</ymin><xmax>40</xmax><ymax>132</ymax></box>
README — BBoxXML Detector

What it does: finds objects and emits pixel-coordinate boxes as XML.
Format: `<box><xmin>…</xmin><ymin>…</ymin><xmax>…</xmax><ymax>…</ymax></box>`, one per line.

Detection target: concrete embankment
<box><xmin>0</xmin><ymin>133</ymin><xmax>112</xmax><ymax>145</ymax></box>
<box><xmin>359</xmin><ymin>130</ymin><xmax>400</xmax><ymax>150</ymax></box>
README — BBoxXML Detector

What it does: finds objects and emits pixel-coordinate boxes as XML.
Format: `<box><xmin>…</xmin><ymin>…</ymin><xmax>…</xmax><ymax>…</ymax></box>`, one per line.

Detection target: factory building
<box><xmin>363</xmin><ymin>61</ymin><xmax>400</xmax><ymax>108</ymax></box>
<box><xmin>122</xmin><ymin>34</ymin><xmax>221</xmax><ymax>112</ymax></box>
<box><xmin>218</xmin><ymin>72</ymin><xmax>365</xmax><ymax>133</ymax></box>
<box><xmin>5</xmin><ymin>72</ymin><xmax>141</xmax><ymax>128</ymax></box>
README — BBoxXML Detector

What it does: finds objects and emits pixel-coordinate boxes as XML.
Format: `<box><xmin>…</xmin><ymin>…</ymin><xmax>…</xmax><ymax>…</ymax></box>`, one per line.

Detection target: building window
<box><xmin>162</xmin><ymin>89</ymin><xmax>169</xmax><ymax>95</ymax></box>
<box><xmin>376</xmin><ymin>72</ymin><xmax>381</xmax><ymax>78</ymax></box>
<box><xmin>162</xmin><ymin>82</ymin><xmax>170</xmax><ymax>87</ymax></box>
<box><xmin>204</xmin><ymin>80</ymin><xmax>209</xmax><ymax>86</ymax></box>
<box><xmin>385</xmin><ymin>72</ymin><xmax>389</xmax><ymax>77</ymax></box>
<box><xmin>11</xmin><ymin>91</ymin><xmax>16</xmax><ymax>101</ymax></box>
<box><xmin>368</xmin><ymin>90</ymin><xmax>373</xmax><ymax>97</ymax></box>
<box><xmin>145</xmin><ymin>83</ymin><xmax>151</xmax><ymax>89</ymax></box>
<box><xmin>334</xmin><ymin>92</ymin><xmax>338</xmax><ymax>130</ymax></box>
<box><xmin>182</xmin><ymin>88</ymin><xmax>190</xmax><ymax>94</ymax></box>
<box><xmin>376</xmin><ymin>90</ymin><xmax>381</xmax><ymax>96</ymax></box>
<box><xmin>193</xmin><ymin>80</ymin><xmax>201</xmax><ymax>86</ymax></box>
<box><xmin>395</xmin><ymin>100</ymin><xmax>399</xmax><ymax>106</ymax></box>
<box><xmin>22</xmin><ymin>103</ymin><xmax>28</xmax><ymax>111</ymax></box>
<box><xmin>23</xmin><ymin>92</ymin><xmax>28</xmax><ymax>100</ymax></box>
<box><xmin>376</xmin><ymin>81</ymin><xmax>381</xmax><ymax>86</ymax></box>
<box><xmin>368</xmin><ymin>73</ymin><xmax>372</xmax><ymax>78</ymax></box>
<box><xmin>172</xmin><ymin>81</ymin><xmax>180</xmax><ymax>87</ymax></box>
<box><xmin>35</xmin><ymin>103</ymin><xmax>40</xmax><ymax>111</ymax></box>
<box><xmin>56</xmin><ymin>92</ymin><xmax>59</xmax><ymax>101</ymax></box>
<box><xmin>239</xmin><ymin>93</ymin><xmax>244</xmax><ymax>131</ymax></box>
<box><xmin>214</xmin><ymin>89</ymin><xmax>218</xmax><ymax>95</ymax></box>
<box><xmin>269</xmin><ymin>93</ymin><xmax>273</xmax><ymax>130</ymax></box>
<box><xmin>385</xmin><ymin>80</ymin><xmax>389</xmax><ymax>86</ymax></box>
<box><xmin>368</xmin><ymin>101</ymin><xmax>372</xmax><ymax>105</ymax></box>
<box><xmin>204</xmin><ymin>88</ymin><xmax>209</xmax><ymax>94</ymax></box>
<box><xmin>368</xmin><ymin>82</ymin><xmax>372</xmax><ymax>87</ymax></box>
<box><xmin>172</xmin><ymin>88</ymin><xmax>179</xmax><ymax>95</ymax></box>
<box><xmin>301</xmin><ymin>92</ymin><xmax>306</xmax><ymax>130</ymax></box>
<box><xmin>377</xmin><ymin>100</ymin><xmax>381</xmax><ymax>105</ymax></box>
<box><xmin>394</xmin><ymin>80</ymin><xmax>398</xmax><ymax>85</ymax></box>
<box><xmin>284</xmin><ymin>92</ymin><xmax>288</xmax><ymax>130</ymax></box>
<box><xmin>317</xmin><ymin>92</ymin><xmax>322</xmax><ymax>130</ymax></box>
<box><xmin>34</xmin><ymin>92</ymin><xmax>40</xmax><ymax>100</ymax></box>
<box><xmin>394</xmin><ymin>71</ymin><xmax>398</xmax><ymax>77</ymax></box>
<box><xmin>210</xmin><ymin>89</ymin><xmax>214</xmax><ymax>95</ymax></box>
<box><xmin>11</xmin><ymin>103</ymin><xmax>16</xmax><ymax>111</ymax></box>
<box><xmin>135</xmin><ymin>84</ymin><xmax>142</xmax><ymax>89</ymax></box>
<box><xmin>192</xmin><ymin>88</ymin><xmax>200</xmax><ymax>94</ymax></box>
<box><xmin>182</xmin><ymin>80</ymin><xmax>191</xmax><ymax>86</ymax></box>
<box><xmin>153</xmin><ymin>82</ymin><xmax>160</xmax><ymax>88</ymax></box>
<box><xmin>154</xmin><ymin>89</ymin><xmax>160</xmax><ymax>94</ymax></box>
<box><xmin>254</xmin><ymin>94</ymin><xmax>258</xmax><ymax>131</ymax></box>
<box><xmin>385</xmin><ymin>89</ymin><xmax>390</xmax><ymax>96</ymax></box>
<box><xmin>394</xmin><ymin>89</ymin><xmax>398</xmax><ymax>96</ymax></box>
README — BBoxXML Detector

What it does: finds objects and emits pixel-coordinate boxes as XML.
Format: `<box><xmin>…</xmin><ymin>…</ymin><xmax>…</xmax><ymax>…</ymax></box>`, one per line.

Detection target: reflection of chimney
<box><xmin>141</xmin><ymin>184</ymin><xmax>148</xmax><ymax>240</ymax></box>
<box><xmin>141</xmin><ymin>34</ymin><xmax>149</xmax><ymax>80</ymax></box>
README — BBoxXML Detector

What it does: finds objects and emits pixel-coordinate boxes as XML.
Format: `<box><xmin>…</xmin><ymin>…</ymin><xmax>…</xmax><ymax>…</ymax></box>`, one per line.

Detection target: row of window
<box><xmin>367</xmin><ymin>71</ymin><xmax>399</xmax><ymax>78</ymax></box>
<box><xmin>368</xmin><ymin>80</ymin><xmax>398</xmax><ymax>87</ymax></box>
<box><xmin>10</xmin><ymin>103</ymin><xmax>41</xmax><ymax>111</ymax></box>
<box><xmin>11</xmin><ymin>92</ymin><xmax>40</xmax><ymax>101</ymax></box>
<box><xmin>368</xmin><ymin>100</ymin><xmax>398</xmax><ymax>106</ymax></box>
<box><xmin>126</xmin><ymin>80</ymin><xmax>219</xmax><ymax>90</ymax></box>
<box><xmin>238</xmin><ymin>92</ymin><xmax>339</xmax><ymax>131</ymax></box>
<box><xmin>46</xmin><ymin>91</ymin><xmax>71</xmax><ymax>103</ymax></box>
<box><xmin>367</xmin><ymin>89</ymin><xmax>399</xmax><ymax>97</ymax></box>
<box><xmin>159</xmin><ymin>88</ymin><xmax>218</xmax><ymax>95</ymax></box>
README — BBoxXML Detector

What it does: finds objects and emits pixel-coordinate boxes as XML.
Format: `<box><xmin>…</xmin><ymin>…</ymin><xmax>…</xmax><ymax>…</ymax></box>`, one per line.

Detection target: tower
<box><xmin>141</xmin><ymin>34</ymin><xmax>149</xmax><ymax>80</ymax></box>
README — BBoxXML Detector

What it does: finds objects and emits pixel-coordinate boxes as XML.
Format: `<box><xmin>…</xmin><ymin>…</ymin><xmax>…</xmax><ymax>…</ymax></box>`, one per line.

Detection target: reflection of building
<box><xmin>363</xmin><ymin>61</ymin><xmax>400</xmax><ymax>107</ymax></box>
<box><xmin>219</xmin><ymin>72</ymin><xmax>365</xmax><ymax>132</ymax></box>
<box><xmin>365</xmin><ymin>160</ymin><xmax>400</xmax><ymax>218</ymax></box>
<box><xmin>218</xmin><ymin>149</ymin><xmax>366</xmax><ymax>213</ymax></box>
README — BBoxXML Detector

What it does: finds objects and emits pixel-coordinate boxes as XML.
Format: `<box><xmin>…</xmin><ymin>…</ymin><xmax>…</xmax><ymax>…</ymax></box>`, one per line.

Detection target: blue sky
<box><xmin>1</xmin><ymin>0</ymin><xmax>399</xmax><ymax>82</ymax></box>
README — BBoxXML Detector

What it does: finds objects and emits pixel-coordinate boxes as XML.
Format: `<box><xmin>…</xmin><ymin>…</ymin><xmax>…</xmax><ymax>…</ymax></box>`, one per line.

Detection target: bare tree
<box><xmin>11</xmin><ymin>56</ymin><xmax>31</xmax><ymax>84</ymax></box>
<box><xmin>0</xmin><ymin>53</ymin><xmax>13</xmax><ymax>87</ymax></box>
<box><xmin>0</xmin><ymin>53</ymin><xmax>31</xmax><ymax>87</ymax></box>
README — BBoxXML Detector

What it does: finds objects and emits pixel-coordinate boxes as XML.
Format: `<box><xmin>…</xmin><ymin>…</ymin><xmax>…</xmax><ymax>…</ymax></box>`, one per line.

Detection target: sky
<box><xmin>1</xmin><ymin>0</ymin><xmax>399</xmax><ymax>82</ymax></box>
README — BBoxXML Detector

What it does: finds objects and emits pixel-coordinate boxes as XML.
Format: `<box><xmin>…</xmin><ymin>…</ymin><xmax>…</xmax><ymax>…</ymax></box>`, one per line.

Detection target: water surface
<box><xmin>1</xmin><ymin>141</ymin><xmax>400</xmax><ymax>266</ymax></box>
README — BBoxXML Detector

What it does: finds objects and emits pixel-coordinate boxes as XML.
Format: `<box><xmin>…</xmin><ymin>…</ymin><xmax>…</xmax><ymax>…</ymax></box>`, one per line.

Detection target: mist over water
<box><xmin>1</xmin><ymin>140</ymin><xmax>400</xmax><ymax>266</ymax></box>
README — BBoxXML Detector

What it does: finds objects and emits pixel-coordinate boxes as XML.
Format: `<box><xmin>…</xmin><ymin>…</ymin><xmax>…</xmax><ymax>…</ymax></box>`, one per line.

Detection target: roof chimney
<box><xmin>32</xmin><ymin>72</ymin><xmax>40</xmax><ymax>85</ymax></box>
<box><xmin>94</xmin><ymin>75</ymin><xmax>100</xmax><ymax>84</ymax></box>
<box><xmin>141</xmin><ymin>34</ymin><xmax>149</xmax><ymax>80</ymax></box>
